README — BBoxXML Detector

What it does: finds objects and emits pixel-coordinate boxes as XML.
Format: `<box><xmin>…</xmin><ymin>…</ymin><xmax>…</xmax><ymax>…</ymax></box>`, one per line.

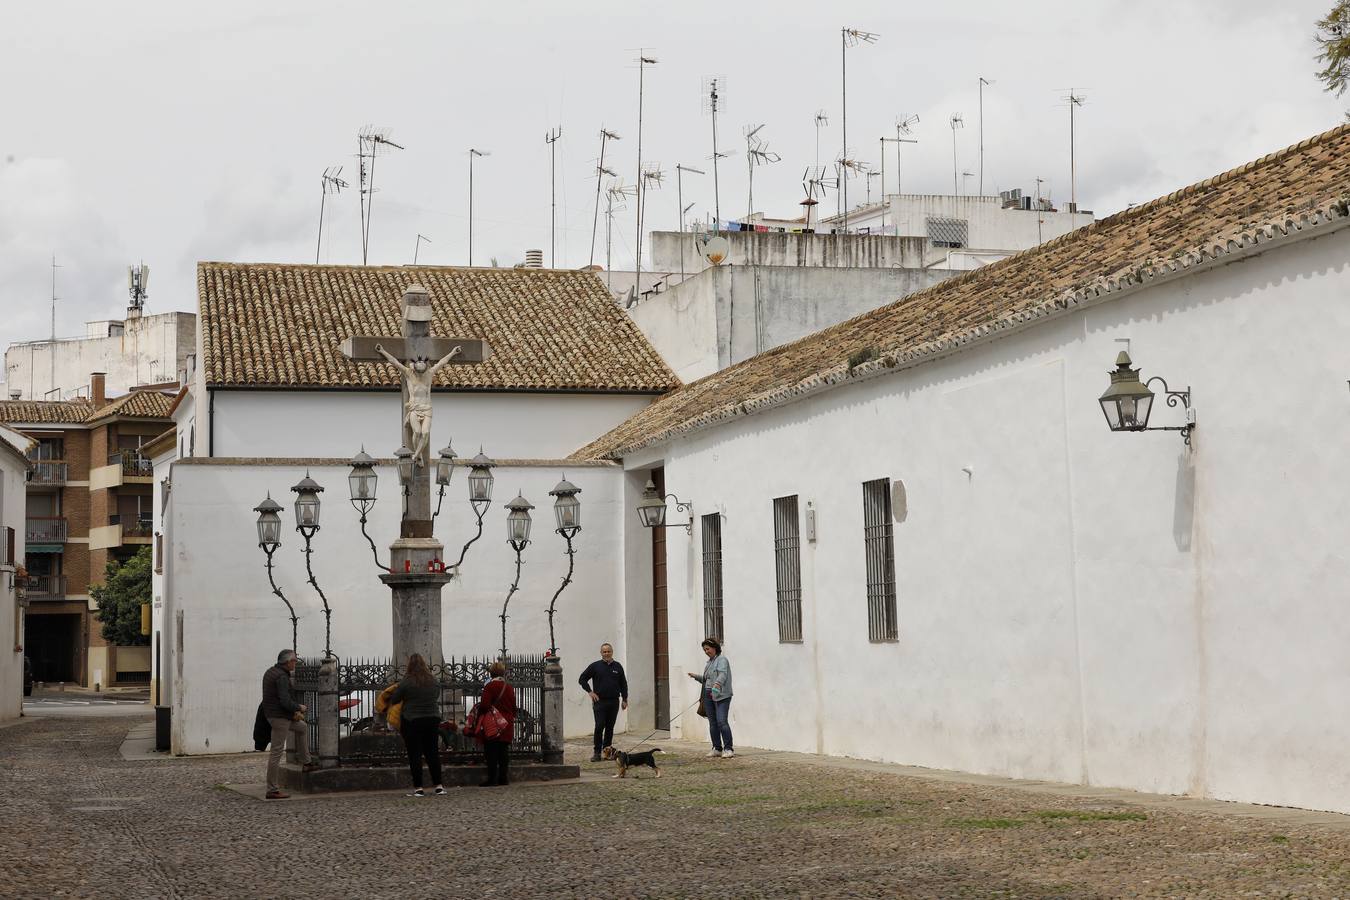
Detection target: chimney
<box><xmin>524</xmin><ymin>249</ymin><xmax>544</xmax><ymax>268</ymax></box>
<box><xmin>91</xmin><ymin>372</ymin><xmax>106</xmax><ymax>406</ymax></box>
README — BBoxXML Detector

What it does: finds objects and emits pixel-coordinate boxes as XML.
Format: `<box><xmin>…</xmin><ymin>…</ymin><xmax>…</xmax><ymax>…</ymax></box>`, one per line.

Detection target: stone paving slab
<box><xmin>224</xmin><ymin>770</ymin><xmax>612</xmax><ymax>802</ymax></box>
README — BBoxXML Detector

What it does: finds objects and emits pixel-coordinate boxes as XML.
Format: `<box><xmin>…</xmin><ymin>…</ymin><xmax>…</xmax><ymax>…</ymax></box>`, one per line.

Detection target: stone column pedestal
<box><xmin>542</xmin><ymin>656</ymin><xmax>564</xmax><ymax>764</ymax></box>
<box><xmin>317</xmin><ymin>655</ymin><xmax>339</xmax><ymax>769</ymax></box>
<box><xmin>380</xmin><ymin>536</ymin><xmax>454</xmax><ymax>666</ymax></box>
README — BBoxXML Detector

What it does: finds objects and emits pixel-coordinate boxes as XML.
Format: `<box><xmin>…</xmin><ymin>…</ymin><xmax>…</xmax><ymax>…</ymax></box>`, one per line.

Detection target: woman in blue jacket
<box><xmin>688</xmin><ymin>637</ymin><xmax>733</xmax><ymax>758</ymax></box>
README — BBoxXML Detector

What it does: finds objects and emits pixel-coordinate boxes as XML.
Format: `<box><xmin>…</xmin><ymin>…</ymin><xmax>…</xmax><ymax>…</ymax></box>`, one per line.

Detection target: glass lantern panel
<box><xmin>296</xmin><ymin>499</ymin><xmax>319</xmax><ymax>528</ymax></box>
<box><xmin>638</xmin><ymin>503</ymin><xmax>667</xmax><ymax>529</ymax></box>
<box><xmin>436</xmin><ymin>457</ymin><xmax>453</xmax><ymax>486</ymax></box>
<box><xmin>349</xmin><ymin>470</ymin><xmax>376</xmax><ymax>501</ymax></box>
<box><xmin>508</xmin><ymin>514</ymin><xmax>531</xmax><ymax>542</ymax></box>
<box><xmin>1100</xmin><ymin>397</ymin><xmax>1122</xmax><ymax>430</ymax></box>
<box><xmin>469</xmin><ymin>472</ymin><xmax>494</xmax><ymax>502</ymax></box>
<box><xmin>1133</xmin><ymin>394</ymin><xmax>1153</xmax><ymax>429</ymax></box>
<box><xmin>258</xmin><ymin>517</ymin><xmax>281</xmax><ymax>546</ymax></box>
<box><xmin>555</xmin><ymin>498</ymin><xmax>579</xmax><ymax>530</ymax></box>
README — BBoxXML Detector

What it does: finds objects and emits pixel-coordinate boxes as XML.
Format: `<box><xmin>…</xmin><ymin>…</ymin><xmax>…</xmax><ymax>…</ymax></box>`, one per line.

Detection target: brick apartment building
<box><xmin>1</xmin><ymin>373</ymin><xmax>174</xmax><ymax>687</ymax></box>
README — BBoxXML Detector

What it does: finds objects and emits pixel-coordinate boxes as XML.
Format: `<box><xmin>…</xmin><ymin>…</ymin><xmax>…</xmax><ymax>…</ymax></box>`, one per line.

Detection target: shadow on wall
<box><xmin>1173</xmin><ymin>448</ymin><xmax>1195</xmax><ymax>553</ymax></box>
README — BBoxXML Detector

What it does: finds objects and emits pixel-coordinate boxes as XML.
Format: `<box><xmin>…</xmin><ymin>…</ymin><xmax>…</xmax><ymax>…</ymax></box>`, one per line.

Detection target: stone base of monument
<box><xmin>279</xmin><ymin>760</ymin><xmax>581</xmax><ymax>793</ymax></box>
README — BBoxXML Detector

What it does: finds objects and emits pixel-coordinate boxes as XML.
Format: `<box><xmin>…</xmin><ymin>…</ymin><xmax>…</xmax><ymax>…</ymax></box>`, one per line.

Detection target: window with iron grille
<box><xmin>926</xmin><ymin>216</ymin><xmax>968</xmax><ymax>248</ymax></box>
<box><xmin>862</xmin><ymin>478</ymin><xmax>898</xmax><ymax>642</ymax></box>
<box><xmin>700</xmin><ymin>513</ymin><xmax>724</xmax><ymax>642</ymax></box>
<box><xmin>773</xmin><ymin>495</ymin><xmax>803</xmax><ymax>642</ymax></box>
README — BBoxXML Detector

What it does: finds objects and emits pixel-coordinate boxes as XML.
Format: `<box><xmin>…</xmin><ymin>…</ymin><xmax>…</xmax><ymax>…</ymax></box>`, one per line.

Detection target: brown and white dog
<box><xmin>601</xmin><ymin>745</ymin><xmax>663</xmax><ymax>778</ymax></box>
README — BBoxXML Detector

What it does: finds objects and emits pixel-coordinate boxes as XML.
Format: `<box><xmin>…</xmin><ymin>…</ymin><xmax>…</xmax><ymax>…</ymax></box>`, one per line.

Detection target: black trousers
<box><xmin>401</xmin><ymin>716</ymin><xmax>442</xmax><ymax>789</ymax></box>
<box><xmin>483</xmin><ymin>740</ymin><xmax>510</xmax><ymax>785</ymax></box>
<box><xmin>592</xmin><ymin>697</ymin><xmax>621</xmax><ymax>753</ymax></box>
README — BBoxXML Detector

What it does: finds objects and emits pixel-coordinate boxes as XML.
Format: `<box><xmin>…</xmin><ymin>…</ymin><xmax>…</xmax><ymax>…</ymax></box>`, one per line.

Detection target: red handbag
<box><xmin>468</xmin><ymin>702</ymin><xmax>511</xmax><ymax>741</ymax></box>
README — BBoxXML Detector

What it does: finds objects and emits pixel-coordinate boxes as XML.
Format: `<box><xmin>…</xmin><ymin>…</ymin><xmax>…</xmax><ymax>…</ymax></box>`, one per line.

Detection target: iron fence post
<box><xmin>318</xmin><ymin>655</ymin><xmax>339</xmax><ymax>769</ymax></box>
<box><xmin>542</xmin><ymin>655</ymin><xmax>564</xmax><ymax>764</ymax></box>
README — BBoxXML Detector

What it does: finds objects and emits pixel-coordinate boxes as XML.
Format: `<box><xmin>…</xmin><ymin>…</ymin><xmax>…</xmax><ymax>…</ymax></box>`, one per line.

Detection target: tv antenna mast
<box><xmin>605</xmin><ymin>181</ymin><xmax>636</xmax><ymax>290</ymax></box>
<box><xmin>742</xmin><ymin>124</ymin><xmax>781</xmax><ymax>225</ymax></box>
<box><xmin>949</xmin><ymin>113</ymin><xmax>964</xmax><ymax>195</ymax></box>
<box><xmin>978</xmin><ymin>77</ymin><xmax>993</xmax><ymax>195</ymax></box>
<box><xmin>840</xmin><ymin>27</ymin><xmax>879</xmax><ymax>234</ymax></box>
<box><xmin>316</xmin><ymin>166</ymin><xmax>348</xmax><ymax>264</ymax></box>
<box><xmin>702</xmin><ymin>76</ymin><xmax>729</xmax><ymax>230</ymax></box>
<box><xmin>633</xmin><ymin>52</ymin><xmax>658</xmax><ymax>293</ymax></box>
<box><xmin>1035</xmin><ymin>176</ymin><xmax>1046</xmax><ymax>244</ymax></box>
<box><xmin>357</xmin><ymin>127</ymin><xmax>405</xmax><ymax>264</ymax></box>
<box><xmin>467</xmin><ymin>148</ymin><xmax>490</xmax><ymax>266</ymax></box>
<box><xmin>675</xmin><ymin>164</ymin><xmax>705</xmax><ymax>279</ymax></box>
<box><xmin>588</xmin><ymin>128</ymin><xmax>621</xmax><ymax>267</ymax></box>
<box><xmin>1062</xmin><ymin>89</ymin><xmax>1087</xmax><ymax>211</ymax></box>
<box><xmin>880</xmin><ymin>119</ymin><xmax>918</xmax><ymax>227</ymax></box>
<box><xmin>128</xmin><ymin>261</ymin><xmax>149</xmax><ymax>313</ymax></box>
<box><xmin>413</xmin><ymin>234</ymin><xmax>431</xmax><ymax>265</ymax></box>
<box><xmin>814</xmin><ymin>109</ymin><xmax>829</xmax><ymax>173</ymax></box>
<box><xmin>544</xmin><ymin>126</ymin><xmax>563</xmax><ymax>267</ymax></box>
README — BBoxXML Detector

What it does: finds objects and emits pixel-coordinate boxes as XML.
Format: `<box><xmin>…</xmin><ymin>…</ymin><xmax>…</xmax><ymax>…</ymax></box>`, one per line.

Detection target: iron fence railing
<box><xmin>26</xmin><ymin>517</ymin><xmax>67</xmax><ymax>543</ymax></box>
<box><xmin>29</xmin><ymin>462</ymin><xmax>68</xmax><ymax>485</ymax></box>
<box><xmin>294</xmin><ymin>654</ymin><xmax>548</xmax><ymax>767</ymax></box>
<box><xmin>25</xmin><ymin>574</ymin><xmax>66</xmax><ymax>599</ymax></box>
<box><xmin>109</xmin><ymin>450</ymin><xmax>152</xmax><ymax>477</ymax></box>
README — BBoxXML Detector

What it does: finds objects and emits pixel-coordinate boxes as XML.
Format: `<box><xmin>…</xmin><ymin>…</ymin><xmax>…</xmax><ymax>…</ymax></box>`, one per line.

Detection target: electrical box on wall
<box><xmin>805</xmin><ymin>500</ymin><xmax>817</xmax><ymax>542</ymax></box>
<box><xmin>892</xmin><ymin>479</ymin><xmax>907</xmax><ymax>523</ymax></box>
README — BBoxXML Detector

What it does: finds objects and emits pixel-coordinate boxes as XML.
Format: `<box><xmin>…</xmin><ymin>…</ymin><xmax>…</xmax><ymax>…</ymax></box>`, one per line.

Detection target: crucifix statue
<box><xmin>339</xmin><ymin>284</ymin><xmax>493</xmax><ymax>665</ymax></box>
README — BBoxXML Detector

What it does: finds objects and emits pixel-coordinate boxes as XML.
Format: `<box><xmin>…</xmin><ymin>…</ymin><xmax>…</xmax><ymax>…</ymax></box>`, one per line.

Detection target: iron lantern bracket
<box><xmin>1142</xmin><ymin>376</ymin><xmax>1195</xmax><ymax>448</ymax></box>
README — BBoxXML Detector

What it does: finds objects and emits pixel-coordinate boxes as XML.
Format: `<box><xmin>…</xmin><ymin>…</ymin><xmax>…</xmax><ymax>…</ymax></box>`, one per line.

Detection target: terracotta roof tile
<box><xmin>0</xmin><ymin>399</ymin><xmax>95</xmax><ymax>425</ymax></box>
<box><xmin>198</xmin><ymin>263</ymin><xmax>678</xmax><ymax>393</ymax></box>
<box><xmin>577</xmin><ymin>123</ymin><xmax>1350</xmax><ymax>459</ymax></box>
<box><xmin>87</xmin><ymin>390</ymin><xmax>176</xmax><ymax>423</ymax></box>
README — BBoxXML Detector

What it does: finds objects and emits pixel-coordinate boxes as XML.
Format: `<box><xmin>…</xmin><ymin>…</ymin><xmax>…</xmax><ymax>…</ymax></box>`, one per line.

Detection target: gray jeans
<box><xmin>266</xmin><ymin>717</ymin><xmax>311</xmax><ymax>792</ymax></box>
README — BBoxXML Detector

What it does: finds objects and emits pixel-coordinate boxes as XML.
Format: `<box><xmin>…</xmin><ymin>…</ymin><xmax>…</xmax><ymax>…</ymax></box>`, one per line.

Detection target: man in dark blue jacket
<box><xmin>579</xmin><ymin>642</ymin><xmax>628</xmax><ymax>762</ymax></box>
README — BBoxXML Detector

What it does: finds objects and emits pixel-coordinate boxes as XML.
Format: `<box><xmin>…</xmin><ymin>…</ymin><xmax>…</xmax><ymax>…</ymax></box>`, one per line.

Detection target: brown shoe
<box><xmin>265</xmin><ymin>790</ymin><xmax>290</xmax><ymax>800</ymax></box>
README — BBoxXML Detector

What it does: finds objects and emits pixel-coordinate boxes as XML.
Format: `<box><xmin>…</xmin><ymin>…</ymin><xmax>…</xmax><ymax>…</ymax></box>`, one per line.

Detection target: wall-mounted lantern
<box><xmin>635</xmin><ymin>477</ymin><xmax>693</xmax><ymax>534</ymax></box>
<box><xmin>1098</xmin><ymin>351</ymin><xmax>1195</xmax><ymax>447</ymax></box>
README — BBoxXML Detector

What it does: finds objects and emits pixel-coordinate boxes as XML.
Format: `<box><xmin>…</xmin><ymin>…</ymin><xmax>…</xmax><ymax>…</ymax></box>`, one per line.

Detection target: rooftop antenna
<box><xmin>961</xmin><ymin>170</ymin><xmax>975</xmax><ymax>196</ymax></box>
<box><xmin>813</xmin><ymin>109</ymin><xmax>829</xmax><ymax>174</ymax></box>
<box><xmin>1063</xmin><ymin>89</ymin><xmax>1087</xmax><ymax>211</ymax></box>
<box><xmin>633</xmin><ymin>52</ymin><xmax>658</xmax><ymax>294</ymax></box>
<box><xmin>879</xmin><ymin>122</ymin><xmax>918</xmax><ymax>229</ymax></box>
<box><xmin>605</xmin><ymin>180</ymin><xmax>636</xmax><ymax>290</ymax></box>
<box><xmin>949</xmin><ymin>113</ymin><xmax>964</xmax><ymax>195</ymax></box>
<box><xmin>588</xmin><ymin>128</ymin><xmax>621</xmax><ymax>267</ymax></box>
<box><xmin>467</xmin><ymin>148</ymin><xmax>490</xmax><ymax>265</ymax></box>
<box><xmin>413</xmin><ymin>233</ymin><xmax>431</xmax><ymax>265</ymax></box>
<box><xmin>1034</xmin><ymin>176</ymin><xmax>1046</xmax><ymax>245</ymax></box>
<box><xmin>545</xmin><ymin>126</ymin><xmax>563</xmax><ymax>267</ymax></box>
<box><xmin>865</xmin><ymin>169</ymin><xmax>880</xmax><ymax>206</ymax></box>
<box><xmin>128</xmin><ymin>261</ymin><xmax>149</xmax><ymax>313</ymax></box>
<box><xmin>702</xmin><ymin>76</ymin><xmax>729</xmax><ymax>230</ymax></box>
<box><xmin>357</xmin><ymin>127</ymin><xmax>404</xmax><ymax>264</ymax></box>
<box><xmin>839</xmin><ymin>157</ymin><xmax>868</xmax><ymax>213</ymax></box>
<box><xmin>743</xmin><ymin>124</ymin><xmax>781</xmax><ymax>224</ymax></box>
<box><xmin>316</xmin><ymin>166</ymin><xmax>348</xmax><ymax>264</ymax></box>
<box><xmin>840</xmin><ymin>27</ymin><xmax>879</xmax><ymax>235</ymax></box>
<box><xmin>640</xmin><ymin>162</ymin><xmax>666</xmax><ymax>276</ymax></box>
<box><xmin>675</xmin><ymin>164</ymin><xmax>705</xmax><ymax>279</ymax></box>
<box><xmin>978</xmin><ymin>77</ymin><xmax>993</xmax><ymax>196</ymax></box>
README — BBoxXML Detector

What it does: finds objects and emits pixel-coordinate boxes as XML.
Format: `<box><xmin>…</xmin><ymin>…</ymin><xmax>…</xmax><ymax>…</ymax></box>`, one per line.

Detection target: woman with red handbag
<box><xmin>478</xmin><ymin>660</ymin><xmax>516</xmax><ymax>786</ymax></box>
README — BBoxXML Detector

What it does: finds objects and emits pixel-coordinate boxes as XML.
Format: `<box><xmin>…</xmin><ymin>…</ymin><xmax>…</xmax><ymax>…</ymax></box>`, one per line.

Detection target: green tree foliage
<box><xmin>91</xmin><ymin>547</ymin><xmax>152</xmax><ymax>646</ymax></box>
<box><xmin>1315</xmin><ymin>1</ymin><xmax>1350</xmax><ymax>97</ymax></box>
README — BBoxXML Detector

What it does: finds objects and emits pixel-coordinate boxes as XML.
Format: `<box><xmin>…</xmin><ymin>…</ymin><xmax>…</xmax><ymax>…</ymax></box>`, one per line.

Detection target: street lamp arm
<box><xmin>1143</xmin><ymin>376</ymin><xmax>1191</xmax><ymax>411</ymax></box>
<box><xmin>452</xmin><ymin>499</ymin><xmax>490</xmax><ymax>574</ymax></box>
<box><xmin>433</xmin><ymin>482</ymin><xmax>446</xmax><ymax>520</ymax></box>
<box><xmin>300</xmin><ymin>528</ymin><xmax>334</xmax><ymax>659</ymax></box>
<box><xmin>499</xmin><ymin>542</ymin><xmax>526</xmax><ymax>660</ymax></box>
<box><xmin>263</xmin><ymin>546</ymin><xmax>299</xmax><ymax>654</ymax></box>
<box><xmin>662</xmin><ymin>493</ymin><xmax>692</xmax><ymax>515</ymax></box>
<box><xmin>546</xmin><ymin>530</ymin><xmax>578</xmax><ymax>657</ymax></box>
<box><xmin>351</xmin><ymin>497</ymin><xmax>390</xmax><ymax>573</ymax></box>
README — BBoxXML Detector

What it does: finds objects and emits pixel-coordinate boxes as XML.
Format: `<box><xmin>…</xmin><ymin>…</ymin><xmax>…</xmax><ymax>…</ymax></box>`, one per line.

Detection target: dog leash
<box><xmin>622</xmin><ymin>697</ymin><xmax>704</xmax><ymax>752</ymax></box>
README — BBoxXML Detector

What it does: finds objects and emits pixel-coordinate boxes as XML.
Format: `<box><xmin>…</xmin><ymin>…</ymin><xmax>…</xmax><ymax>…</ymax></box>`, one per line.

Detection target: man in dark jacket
<box><xmin>579</xmin><ymin>642</ymin><xmax>628</xmax><ymax>762</ymax></box>
<box><xmin>261</xmin><ymin>649</ymin><xmax>314</xmax><ymax>799</ymax></box>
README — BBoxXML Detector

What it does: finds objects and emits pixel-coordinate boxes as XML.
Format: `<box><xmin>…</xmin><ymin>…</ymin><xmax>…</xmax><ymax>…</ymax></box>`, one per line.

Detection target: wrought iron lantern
<box><xmin>254</xmin><ymin>493</ymin><xmax>283</xmax><ymax>549</ymax></box>
<box><xmin>291</xmin><ymin>473</ymin><xmax>324</xmax><ymax>532</ymax></box>
<box><xmin>394</xmin><ymin>445</ymin><xmax>415</xmax><ymax>485</ymax></box>
<box><xmin>1098</xmin><ymin>350</ymin><xmax>1194</xmax><ymax>446</ymax></box>
<box><xmin>549</xmin><ymin>477</ymin><xmax>581</xmax><ymax>535</ymax></box>
<box><xmin>348</xmin><ymin>448</ymin><xmax>377</xmax><ymax>505</ymax></box>
<box><xmin>435</xmin><ymin>441</ymin><xmax>458</xmax><ymax>486</ymax></box>
<box><xmin>635</xmin><ymin>477</ymin><xmax>693</xmax><ymax>533</ymax></box>
<box><xmin>468</xmin><ymin>450</ymin><xmax>496</xmax><ymax>503</ymax></box>
<box><xmin>505</xmin><ymin>492</ymin><xmax>534</xmax><ymax>545</ymax></box>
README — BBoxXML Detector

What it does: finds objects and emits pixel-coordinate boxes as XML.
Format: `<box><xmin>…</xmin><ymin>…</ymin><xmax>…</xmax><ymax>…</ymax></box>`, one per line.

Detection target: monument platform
<box><xmin>279</xmin><ymin>760</ymin><xmax>581</xmax><ymax>793</ymax></box>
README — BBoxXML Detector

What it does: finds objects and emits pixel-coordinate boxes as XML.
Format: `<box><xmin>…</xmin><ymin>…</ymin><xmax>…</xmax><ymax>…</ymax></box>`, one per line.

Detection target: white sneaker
<box><xmin>406</xmin><ymin>789</ymin><xmax>425</xmax><ymax>797</ymax></box>
<box><xmin>706</xmin><ymin>750</ymin><xmax>722</xmax><ymax>758</ymax></box>
<box><xmin>433</xmin><ymin>787</ymin><xmax>448</xmax><ymax>796</ymax></box>
<box><xmin>722</xmin><ymin>750</ymin><xmax>735</xmax><ymax>759</ymax></box>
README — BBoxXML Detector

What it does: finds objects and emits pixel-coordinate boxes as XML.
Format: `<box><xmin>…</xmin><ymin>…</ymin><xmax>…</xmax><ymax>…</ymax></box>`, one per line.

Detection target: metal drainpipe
<box><xmin>207</xmin><ymin>388</ymin><xmax>214</xmax><ymax>457</ymax></box>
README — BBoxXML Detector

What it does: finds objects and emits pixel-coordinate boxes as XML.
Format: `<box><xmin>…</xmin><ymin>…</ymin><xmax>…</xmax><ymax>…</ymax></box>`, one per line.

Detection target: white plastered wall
<box><xmin>647</xmin><ymin>224</ymin><xmax>1350</xmax><ymax>814</ymax></box>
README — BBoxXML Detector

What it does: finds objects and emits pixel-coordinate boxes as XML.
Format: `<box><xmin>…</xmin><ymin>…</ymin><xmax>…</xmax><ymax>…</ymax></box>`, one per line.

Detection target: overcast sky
<box><xmin>0</xmin><ymin>0</ymin><xmax>1343</xmax><ymax>377</ymax></box>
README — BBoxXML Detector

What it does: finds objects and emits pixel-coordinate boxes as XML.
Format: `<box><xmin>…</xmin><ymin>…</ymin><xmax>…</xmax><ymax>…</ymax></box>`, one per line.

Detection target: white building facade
<box><xmin>0</xmin><ymin>426</ymin><xmax>31</xmax><ymax>720</ymax></box>
<box><xmin>583</xmin><ymin>124</ymin><xmax>1350</xmax><ymax>815</ymax></box>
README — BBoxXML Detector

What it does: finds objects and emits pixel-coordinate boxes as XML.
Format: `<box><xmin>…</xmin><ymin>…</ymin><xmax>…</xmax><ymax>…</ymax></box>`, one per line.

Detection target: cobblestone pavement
<box><xmin>5</xmin><ymin>714</ymin><xmax>1350</xmax><ymax>899</ymax></box>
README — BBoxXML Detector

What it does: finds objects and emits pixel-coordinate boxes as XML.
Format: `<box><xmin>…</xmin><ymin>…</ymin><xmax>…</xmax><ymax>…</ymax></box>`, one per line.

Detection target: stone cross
<box><xmin>338</xmin><ymin>284</ymin><xmax>493</xmax><ymax>665</ymax></box>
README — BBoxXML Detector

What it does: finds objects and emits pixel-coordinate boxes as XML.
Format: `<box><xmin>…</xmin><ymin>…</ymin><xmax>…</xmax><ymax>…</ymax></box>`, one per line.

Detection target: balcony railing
<box><xmin>0</xmin><ymin>526</ymin><xmax>13</xmax><ymax>567</ymax></box>
<box><xmin>29</xmin><ymin>461</ymin><xmax>68</xmax><ymax>485</ymax></box>
<box><xmin>109</xmin><ymin>450</ymin><xmax>153</xmax><ymax>477</ymax></box>
<box><xmin>25</xmin><ymin>574</ymin><xmax>66</xmax><ymax>599</ymax></box>
<box><xmin>26</xmin><ymin>517</ymin><xmax>68</xmax><ymax>543</ymax></box>
<box><xmin>124</xmin><ymin>519</ymin><xmax>154</xmax><ymax>538</ymax></box>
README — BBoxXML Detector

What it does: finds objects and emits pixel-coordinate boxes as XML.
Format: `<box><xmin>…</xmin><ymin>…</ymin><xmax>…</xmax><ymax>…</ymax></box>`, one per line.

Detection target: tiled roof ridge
<box><xmin>575</xmin><ymin>122</ymin><xmax>1350</xmax><ymax>460</ymax></box>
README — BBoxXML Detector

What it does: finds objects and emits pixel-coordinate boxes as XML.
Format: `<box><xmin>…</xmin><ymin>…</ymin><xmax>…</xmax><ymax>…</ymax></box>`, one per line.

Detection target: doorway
<box><xmin>652</xmin><ymin>467</ymin><xmax>670</xmax><ymax>730</ymax></box>
<box><xmin>26</xmin><ymin>613</ymin><xmax>82</xmax><ymax>683</ymax></box>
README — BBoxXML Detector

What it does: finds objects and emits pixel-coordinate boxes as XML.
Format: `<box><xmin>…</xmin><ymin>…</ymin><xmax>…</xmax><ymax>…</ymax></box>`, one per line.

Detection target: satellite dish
<box><xmin>696</xmin><ymin>234</ymin><xmax>730</xmax><ymax>266</ymax></box>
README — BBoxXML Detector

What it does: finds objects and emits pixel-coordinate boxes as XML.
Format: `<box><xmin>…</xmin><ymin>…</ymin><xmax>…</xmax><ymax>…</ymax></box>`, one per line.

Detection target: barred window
<box><xmin>926</xmin><ymin>216</ymin><xmax>968</xmax><ymax>248</ymax></box>
<box><xmin>701</xmin><ymin>513</ymin><xmax>724</xmax><ymax>642</ymax></box>
<box><xmin>862</xmin><ymin>478</ymin><xmax>898</xmax><ymax>642</ymax></box>
<box><xmin>773</xmin><ymin>495</ymin><xmax>803</xmax><ymax>642</ymax></box>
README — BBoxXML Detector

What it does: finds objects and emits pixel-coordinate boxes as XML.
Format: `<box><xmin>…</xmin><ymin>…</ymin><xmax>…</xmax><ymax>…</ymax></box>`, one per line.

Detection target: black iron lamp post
<box><xmin>348</xmin><ymin>448</ymin><xmax>388</xmax><ymax>572</ymax></box>
<box><xmin>499</xmin><ymin>492</ymin><xmax>533</xmax><ymax>660</ymax></box>
<box><xmin>546</xmin><ymin>478</ymin><xmax>581</xmax><ymax>657</ymax></box>
<box><xmin>291</xmin><ymin>472</ymin><xmax>334</xmax><ymax>658</ymax></box>
<box><xmin>636</xmin><ymin>477</ymin><xmax>693</xmax><ymax>534</ymax></box>
<box><xmin>433</xmin><ymin>441</ymin><xmax>457</xmax><ymax>518</ymax></box>
<box><xmin>1098</xmin><ymin>351</ymin><xmax>1195</xmax><ymax>447</ymax></box>
<box><xmin>254</xmin><ymin>493</ymin><xmax>298</xmax><ymax>652</ymax></box>
<box><xmin>453</xmin><ymin>450</ymin><xmax>496</xmax><ymax>572</ymax></box>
